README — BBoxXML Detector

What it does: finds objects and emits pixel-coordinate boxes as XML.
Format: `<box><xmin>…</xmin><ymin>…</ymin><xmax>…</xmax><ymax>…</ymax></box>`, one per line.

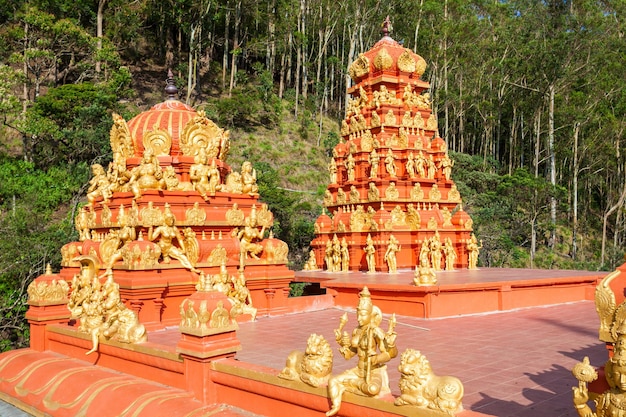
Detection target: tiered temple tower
<box><xmin>310</xmin><ymin>22</ymin><xmax>476</xmax><ymax>272</ymax></box>
<box><xmin>56</xmin><ymin>73</ymin><xmax>295</xmax><ymax>329</ymax></box>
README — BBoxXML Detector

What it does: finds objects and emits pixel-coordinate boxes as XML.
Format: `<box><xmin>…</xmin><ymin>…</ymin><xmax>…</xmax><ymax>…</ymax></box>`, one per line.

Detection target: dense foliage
<box><xmin>0</xmin><ymin>0</ymin><xmax>625</xmax><ymax>350</ymax></box>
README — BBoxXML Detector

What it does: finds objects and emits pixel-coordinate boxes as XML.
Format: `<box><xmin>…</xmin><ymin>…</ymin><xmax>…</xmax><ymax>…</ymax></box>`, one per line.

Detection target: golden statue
<box><xmin>278</xmin><ymin>333</ymin><xmax>334</xmax><ymax>388</ymax></box>
<box><xmin>340</xmin><ymin>237</ymin><xmax>350</xmax><ymax>272</ymax></box>
<box><xmin>237</xmin><ymin>206</ymin><xmax>266</xmax><ymax>269</ymax></box>
<box><xmin>440</xmin><ymin>154</ymin><xmax>454</xmax><ymax>181</ymax></box>
<box><xmin>384</xmin><ymin>148</ymin><xmax>397</xmax><ymax>177</ymax></box>
<box><xmin>384</xmin><ymin>235</ymin><xmax>401</xmax><ymax>273</ymax></box>
<box><xmin>429</xmin><ymin>231</ymin><xmax>443</xmax><ymax>271</ymax></box>
<box><xmin>329</xmin><ymin>158</ymin><xmax>338</xmax><ymax>184</ymax></box>
<box><xmin>448</xmin><ymin>184</ymin><xmax>461</xmax><ymax>202</ymax></box>
<box><xmin>405</xmin><ymin>152</ymin><xmax>416</xmax><ymax>179</ymax></box>
<box><xmin>229</xmin><ymin>269</ymin><xmax>257</xmax><ymax>320</ymax></box>
<box><xmin>395</xmin><ymin>348</ymin><xmax>464</xmax><ymax>414</ymax></box>
<box><xmin>68</xmin><ymin>256</ymin><xmax>146</xmax><ymax>355</ymax></box>
<box><xmin>364</xmin><ymin>234</ymin><xmax>376</xmax><ymax>273</ymax></box>
<box><xmin>415</xmin><ymin>151</ymin><xmax>427</xmax><ymax>178</ymax></box>
<box><xmin>189</xmin><ymin>149</ymin><xmax>213</xmax><ymax>200</ymax></box>
<box><xmin>414</xmin><ymin>264</ymin><xmax>437</xmax><ymax>286</ymax></box>
<box><xmin>87</xmin><ymin>164</ymin><xmax>112</xmax><ymax>205</ymax></box>
<box><xmin>148</xmin><ymin>204</ymin><xmax>200</xmax><ymax>273</ymax></box>
<box><xmin>345</xmin><ymin>153</ymin><xmax>356</xmax><ymax>182</ymax></box>
<box><xmin>241</xmin><ymin>161</ymin><xmax>258</xmax><ymax>195</ymax></box>
<box><xmin>101</xmin><ymin>212</ymin><xmax>137</xmax><ymax>269</ymax></box>
<box><xmin>429</xmin><ymin>183</ymin><xmax>441</xmax><ymax>201</ymax></box>
<box><xmin>349</xmin><ymin>185</ymin><xmax>360</xmax><ymax>203</ymax></box>
<box><xmin>326</xmin><ymin>287</ymin><xmax>397</xmax><ymax>416</ymax></box>
<box><xmin>427</xmin><ymin>155</ymin><xmax>437</xmax><ymax>179</ymax></box>
<box><xmin>443</xmin><ymin>237</ymin><xmax>457</xmax><ymax>271</ymax></box>
<box><xmin>186</xmin><ymin>202</ymin><xmax>207</xmax><ymax>225</ymax></box>
<box><xmin>324</xmin><ymin>240</ymin><xmax>334</xmax><ymax>271</ymax></box>
<box><xmin>337</xmin><ymin>188</ymin><xmax>347</xmax><ymax>205</ymax></box>
<box><xmin>323</xmin><ymin>190</ymin><xmax>333</xmax><ymax>206</ymax></box>
<box><xmin>410</xmin><ymin>183</ymin><xmax>424</xmax><ymax>200</ymax></box>
<box><xmin>128</xmin><ymin>149</ymin><xmax>165</xmax><ymax>199</ymax></box>
<box><xmin>303</xmin><ymin>250</ymin><xmax>318</xmax><ymax>271</ymax></box>
<box><xmin>368</xmin><ymin>182</ymin><xmax>380</xmax><ymax>202</ymax></box>
<box><xmin>385</xmin><ymin>182</ymin><xmax>399</xmax><ymax>200</ymax></box>
<box><xmin>368</xmin><ymin>149</ymin><xmax>380</xmax><ymax>179</ymax></box>
<box><xmin>466</xmin><ymin>233</ymin><xmax>482</xmax><ymax>269</ymax></box>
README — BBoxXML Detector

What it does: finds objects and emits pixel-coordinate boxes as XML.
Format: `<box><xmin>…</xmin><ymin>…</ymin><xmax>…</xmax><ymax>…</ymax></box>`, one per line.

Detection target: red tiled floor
<box><xmin>235</xmin><ymin>301</ymin><xmax>607</xmax><ymax>417</ymax></box>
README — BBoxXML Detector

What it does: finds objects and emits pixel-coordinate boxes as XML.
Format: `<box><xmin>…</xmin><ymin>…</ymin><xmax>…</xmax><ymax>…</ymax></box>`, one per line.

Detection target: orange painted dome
<box><xmin>348</xmin><ymin>31</ymin><xmax>427</xmax><ymax>83</ymax></box>
<box><xmin>110</xmin><ymin>72</ymin><xmax>230</xmax><ymax>161</ymax></box>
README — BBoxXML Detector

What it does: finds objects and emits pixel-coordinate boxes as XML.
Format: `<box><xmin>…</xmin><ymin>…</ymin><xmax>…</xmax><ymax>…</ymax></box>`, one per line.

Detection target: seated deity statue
<box><xmin>326</xmin><ymin>287</ymin><xmax>397</xmax><ymax>416</ymax></box>
<box><xmin>129</xmin><ymin>149</ymin><xmax>165</xmax><ymax>199</ymax></box>
<box><xmin>87</xmin><ymin>164</ymin><xmax>112</xmax><ymax>205</ymax></box>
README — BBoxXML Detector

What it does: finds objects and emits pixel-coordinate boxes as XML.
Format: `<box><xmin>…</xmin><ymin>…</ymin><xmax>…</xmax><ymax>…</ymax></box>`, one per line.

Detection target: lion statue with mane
<box><xmin>394</xmin><ymin>348</ymin><xmax>464</xmax><ymax>415</ymax></box>
<box><xmin>278</xmin><ymin>333</ymin><xmax>333</xmax><ymax>387</ymax></box>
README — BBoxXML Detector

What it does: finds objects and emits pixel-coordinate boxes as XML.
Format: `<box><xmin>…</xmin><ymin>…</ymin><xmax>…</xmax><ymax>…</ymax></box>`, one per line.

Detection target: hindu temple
<box><xmin>308</xmin><ymin>18</ymin><xmax>477</xmax><ymax>277</ymax></box>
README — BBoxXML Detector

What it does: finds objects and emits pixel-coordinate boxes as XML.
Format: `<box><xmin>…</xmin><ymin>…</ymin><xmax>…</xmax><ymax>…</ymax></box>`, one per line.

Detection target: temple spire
<box><xmin>381</xmin><ymin>16</ymin><xmax>393</xmax><ymax>38</ymax></box>
<box><xmin>165</xmin><ymin>69</ymin><xmax>178</xmax><ymax>100</ymax></box>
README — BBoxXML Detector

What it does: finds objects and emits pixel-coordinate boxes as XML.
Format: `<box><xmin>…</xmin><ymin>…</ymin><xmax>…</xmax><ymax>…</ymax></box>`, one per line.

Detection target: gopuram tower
<box><xmin>310</xmin><ymin>19</ymin><xmax>477</xmax><ymax>273</ymax></box>
<box><xmin>56</xmin><ymin>71</ymin><xmax>294</xmax><ymax>329</ymax></box>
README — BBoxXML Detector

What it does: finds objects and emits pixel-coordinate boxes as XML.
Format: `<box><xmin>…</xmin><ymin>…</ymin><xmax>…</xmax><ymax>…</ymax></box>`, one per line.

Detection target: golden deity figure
<box><xmin>371</xmin><ymin>110</ymin><xmax>381</xmax><ymax>127</ymax></box>
<box><xmin>442</xmin><ymin>206</ymin><xmax>453</xmax><ymax>227</ymax></box>
<box><xmin>337</xmin><ymin>188</ymin><xmax>347</xmax><ymax>205</ymax></box>
<box><xmin>241</xmin><ymin>161</ymin><xmax>258</xmax><ymax>195</ymax></box>
<box><xmin>368</xmin><ymin>182</ymin><xmax>380</xmax><ymax>202</ymax></box>
<box><xmin>415</xmin><ymin>151</ymin><xmax>427</xmax><ymax>178</ymax></box>
<box><xmin>326</xmin><ymin>287</ymin><xmax>398</xmax><ymax>416</ymax></box>
<box><xmin>148</xmin><ymin>204</ymin><xmax>200</xmax><ymax>273</ymax></box>
<box><xmin>340</xmin><ymin>237</ymin><xmax>350</xmax><ymax>272</ymax></box>
<box><xmin>429</xmin><ymin>231</ymin><xmax>443</xmax><ymax>271</ymax></box>
<box><xmin>443</xmin><ymin>237</ymin><xmax>457</xmax><ymax>271</ymax></box>
<box><xmin>102</xmin><ymin>210</ymin><xmax>137</xmax><ymax>269</ymax></box>
<box><xmin>75</xmin><ymin>205</ymin><xmax>95</xmax><ymax>241</ymax></box>
<box><xmin>230</xmin><ymin>270</ymin><xmax>257</xmax><ymax>320</ymax></box>
<box><xmin>363</xmin><ymin>234</ymin><xmax>377</xmax><ymax>273</ymax></box>
<box><xmin>87</xmin><ymin>164</ymin><xmax>112</xmax><ymax>205</ymax></box>
<box><xmin>405</xmin><ymin>152</ymin><xmax>416</xmax><ymax>179</ymax></box>
<box><xmin>325</xmin><ymin>240</ymin><xmax>334</xmax><ymax>271</ymax></box>
<box><xmin>330</xmin><ymin>234</ymin><xmax>342</xmax><ymax>273</ymax></box>
<box><xmin>440</xmin><ymin>154</ymin><xmax>454</xmax><ymax>181</ymax></box>
<box><xmin>466</xmin><ymin>233</ymin><xmax>482</xmax><ymax>269</ymax></box>
<box><xmin>429</xmin><ymin>184</ymin><xmax>442</xmax><ymax>201</ymax></box>
<box><xmin>384</xmin><ymin>235</ymin><xmax>401</xmax><ymax>273</ymax></box>
<box><xmin>189</xmin><ymin>149</ymin><xmax>212</xmax><ymax>200</ymax></box>
<box><xmin>402</xmin><ymin>111</ymin><xmax>413</xmax><ymax>128</ymax></box>
<box><xmin>349</xmin><ymin>185</ymin><xmax>360</xmax><ymax>203</ymax></box>
<box><xmin>385</xmin><ymin>182</ymin><xmax>399</xmax><ymax>201</ymax></box>
<box><xmin>395</xmin><ymin>348</ymin><xmax>463</xmax><ymax>413</ymax></box>
<box><xmin>324</xmin><ymin>190</ymin><xmax>334</xmax><ymax>206</ymax></box>
<box><xmin>345</xmin><ymin>152</ymin><xmax>356</xmax><ymax>182</ymax></box>
<box><xmin>384</xmin><ymin>148</ymin><xmax>397</xmax><ymax>177</ymax></box>
<box><xmin>303</xmin><ymin>250</ymin><xmax>318</xmax><ymax>271</ymax></box>
<box><xmin>369</xmin><ymin>149</ymin><xmax>380</xmax><ymax>179</ymax></box>
<box><xmin>329</xmin><ymin>158</ymin><xmax>338</xmax><ymax>184</ymax></box>
<box><xmin>427</xmin><ymin>155</ymin><xmax>437</xmax><ymax>179</ymax></box>
<box><xmin>410</xmin><ymin>183</ymin><xmax>424</xmax><ymax>200</ymax></box>
<box><xmin>106</xmin><ymin>151</ymin><xmax>131</xmax><ymax>193</ymax></box>
<box><xmin>129</xmin><ymin>149</ymin><xmax>165</xmax><ymax>199</ymax></box>
<box><xmin>186</xmin><ymin>202</ymin><xmax>207</xmax><ymax>225</ymax></box>
<box><xmin>448</xmin><ymin>184</ymin><xmax>461</xmax><ymax>202</ymax></box>
<box><xmin>237</xmin><ymin>206</ymin><xmax>266</xmax><ymax>269</ymax></box>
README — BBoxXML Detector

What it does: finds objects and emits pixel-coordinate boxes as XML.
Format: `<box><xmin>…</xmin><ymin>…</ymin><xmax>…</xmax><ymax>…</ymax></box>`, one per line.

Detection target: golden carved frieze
<box><xmin>27</xmin><ymin>279</ymin><xmax>69</xmax><ymax>304</ymax></box>
<box><xmin>185</xmin><ymin>202</ymin><xmax>206</xmax><ymax>225</ymax></box>
<box><xmin>226</xmin><ymin>204</ymin><xmax>245</xmax><ymax>226</ymax></box>
<box><xmin>142</xmin><ymin>124</ymin><xmax>172</xmax><ymax>156</ymax></box>
<box><xmin>415</xmin><ymin>56</ymin><xmax>427</xmax><ymax>77</ymax></box>
<box><xmin>180</xmin><ymin>112</ymin><xmax>229</xmax><ymax>159</ymax></box>
<box><xmin>207</xmin><ymin>244</ymin><xmax>227</xmax><ymax>266</ymax></box>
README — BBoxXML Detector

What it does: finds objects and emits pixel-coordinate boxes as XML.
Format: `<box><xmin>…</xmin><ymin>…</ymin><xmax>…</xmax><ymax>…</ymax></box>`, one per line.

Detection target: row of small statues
<box><xmin>87</xmin><ymin>148</ymin><xmax>259</xmax><ymax>205</ymax></box>
<box><xmin>329</xmin><ymin>148</ymin><xmax>452</xmax><ymax>184</ymax></box>
<box><xmin>307</xmin><ymin>232</ymin><xmax>482</xmax><ymax>274</ymax></box>
<box><xmin>345</xmin><ymin>85</ymin><xmax>432</xmax><ymax>120</ymax></box>
<box><xmin>278</xmin><ymin>287</ymin><xmax>463</xmax><ymax>416</ymax></box>
<box><xmin>325</xmin><ymin>183</ymin><xmax>460</xmax><ymax>208</ymax></box>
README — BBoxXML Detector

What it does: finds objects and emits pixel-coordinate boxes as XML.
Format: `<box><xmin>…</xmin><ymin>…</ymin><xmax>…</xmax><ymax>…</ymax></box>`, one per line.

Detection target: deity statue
<box><xmin>448</xmin><ymin>184</ymin><xmax>461</xmax><ymax>202</ymax></box>
<box><xmin>189</xmin><ymin>150</ymin><xmax>212</xmax><ymax>200</ymax></box>
<box><xmin>148</xmin><ymin>204</ymin><xmax>200</xmax><ymax>273</ymax></box>
<box><xmin>384</xmin><ymin>235</ymin><xmax>401</xmax><ymax>273</ymax></box>
<box><xmin>385</xmin><ymin>148</ymin><xmax>397</xmax><ymax>177</ymax></box>
<box><xmin>385</xmin><ymin>182</ymin><xmax>399</xmax><ymax>200</ymax></box>
<box><xmin>368</xmin><ymin>182</ymin><xmax>380</xmax><ymax>202</ymax></box>
<box><xmin>106</xmin><ymin>151</ymin><xmax>131</xmax><ymax>193</ymax></box>
<box><xmin>340</xmin><ymin>237</ymin><xmax>350</xmax><ymax>272</ymax></box>
<box><xmin>303</xmin><ymin>250</ymin><xmax>318</xmax><ymax>271</ymax></box>
<box><xmin>345</xmin><ymin>153</ymin><xmax>356</xmax><ymax>182</ymax></box>
<box><xmin>324</xmin><ymin>190</ymin><xmax>334</xmax><ymax>206</ymax></box>
<box><xmin>410</xmin><ymin>183</ymin><xmax>424</xmax><ymax>200</ymax></box>
<box><xmin>230</xmin><ymin>269</ymin><xmax>257</xmax><ymax>320</ymax></box>
<box><xmin>442</xmin><ymin>206</ymin><xmax>453</xmax><ymax>227</ymax></box>
<box><xmin>429</xmin><ymin>184</ymin><xmax>441</xmax><ymax>201</ymax></box>
<box><xmin>337</xmin><ymin>188</ymin><xmax>347</xmax><ymax>204</ymax></box>
<box><xmin>329</xmin><ymin>158</ymin><xmax>338</xmax><ymax>184</ymax></box>
<box><xmin>443</xmin><ymin>237</ymin><xmax>457</xmax><ymax>270</ymax></box>
<box><xmin>326</xmin><ymin>287</ymin><xmax>397</xmax><ymax>416</ymax></box>
<box><xmin>364</xmin><ymin>234</ymin><xmax>376</xmax><ymax>273</ymax></box>
<box><xmin>241</xmin><ymin>161</ymin><xmax>259</xmax><ymax>195</ymax></box>
<box><xmin>466</xmin><ymin>233</ymin><xmax>482</xmax><ymax>269</ymax></box>
<box><xmin>128</xmin><ymin>149</ymin><xmax>165</xmax><ymax>199</ymax></box>
<box><xmin>415</xmin><ymin>151</ymin><xmax>427</xmax><ymax>178</ymax></box>
<box><xmin>325</xmin><ymin>240</ymin><xmax>334</xmax><ymax>271</ymax></box>
<box><xmin>427</xmin><ymin>155</ymin><xmax>437</xmax><ymax>179</ymax></box>
<box><xmin>405</xmin><ymin>152</ymin><xmax>416</xmax><ymax>179</ymax></box>
<box><xmin>87</xmin><ymin>164</ymin><xmax>112</xmax><ymax>205</ymax></box>
<box><xmin>331</xmin><ymin>234</ymin><xmax>342</xmax><ymax>273</ymax></box>
<box><xmin>349</xmin><ymin>185</ymin><xmax>360</xmax><ymax>203</ymax></box>
<box><xmin>237</xmin><ymin>206</ymin><xmax>266</xmax><ymax>269</ymax></box>
<box><xmin>369</xmin><ymin>149</ymin><xmax>380</xmax><ymax>179</ymax></box>
<box><xmin>429</xmin><ymin>231</ymin><xmax>443</xmax><ymax>271</ymax></box>
<box><xmin>440</xmin><ymin>154</ymin><xmax>454</xmax><ymax>181</ymax></box>
<box><xmin>103</xmin><ymin>210</ymin><xmax>137</xmax><ymax>269</ymax></box>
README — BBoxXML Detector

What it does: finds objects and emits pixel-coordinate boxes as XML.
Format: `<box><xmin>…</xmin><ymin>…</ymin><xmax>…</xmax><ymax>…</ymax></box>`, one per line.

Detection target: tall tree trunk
<box><xmin>222</xmin><ymin>3</ymin><xmax>231</xmax><ymax>91</ymax></box>
<box><xmin>413</xmin><ymin>0</ymin><xmax>425</xmax><ymax>52</ymax></box>
<box><xmin>96</xmin><ymin>0</ymin><xmax>107</xmax><ymax>76</ymax></box>
<box><xmin>228</xmin><ymin>0</ymin><xmax>241</xmax><ymax>97</ymax></box>
<box><xmin>548</xmin><ymin>84</ymin><xmax>556</xmax><ymax>249</ymax></box>
<box><xmin>572</xmin><ymin>122</ymin><xmax>579</xmax><ymax>259</ymax></box>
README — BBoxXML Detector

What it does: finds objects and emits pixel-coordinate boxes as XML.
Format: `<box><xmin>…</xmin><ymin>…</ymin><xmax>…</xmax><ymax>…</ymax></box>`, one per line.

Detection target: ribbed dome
<box><xmin>127</xmin><ymin>100</ymin><xmax>197</xmax><ymax>157</ymax></box>
<box><xmin>348</xmin><ymin>36</ymin><xmax>427</xmax><ymax>83</ymax></box>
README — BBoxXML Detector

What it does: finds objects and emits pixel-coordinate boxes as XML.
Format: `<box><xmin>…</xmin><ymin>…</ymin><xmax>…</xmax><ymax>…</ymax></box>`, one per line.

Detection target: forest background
<box><xmin>0</xmin><ymin>0</ymin><xmax>625</xmax><ymax>351</ymax></box>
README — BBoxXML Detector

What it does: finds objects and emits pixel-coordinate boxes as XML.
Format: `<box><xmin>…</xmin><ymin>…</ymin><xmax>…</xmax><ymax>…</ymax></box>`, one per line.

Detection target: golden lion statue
<box><xmin>278</xmin><ymin>333</ymin><xmax>333</xmax><ymax>387</ymax></box>
<box><xmin>394</xmin><ymin>348</ymin><xmax>464</xmax><ymax>415</ymax></box>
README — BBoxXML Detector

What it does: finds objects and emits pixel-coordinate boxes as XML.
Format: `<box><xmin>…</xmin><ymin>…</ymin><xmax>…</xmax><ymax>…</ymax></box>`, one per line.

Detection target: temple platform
<box><xmin>295</xmin><ymin>268</ymin><xmax>604</xmax><ymax>318</ymax></box>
